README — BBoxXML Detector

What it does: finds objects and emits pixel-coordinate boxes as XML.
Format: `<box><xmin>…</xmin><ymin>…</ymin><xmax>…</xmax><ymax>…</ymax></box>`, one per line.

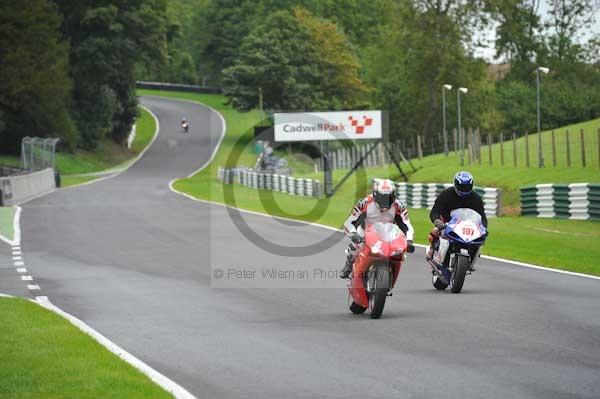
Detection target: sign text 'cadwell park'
<box><xmin>274</xmin><ymin>111</ymin><xmax>382</xmax><ymax>142</ymax></box>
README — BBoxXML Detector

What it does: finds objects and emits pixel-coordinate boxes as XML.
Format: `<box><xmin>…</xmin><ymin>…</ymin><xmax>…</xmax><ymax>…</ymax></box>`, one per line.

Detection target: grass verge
<box><xmin>284</xmin><ymin>118</ymin><xmax>600</xmax><ymax>213</ymax></box>
<box><xmin>0</xmin><ymin>297</ymin><xmax>172</xmax><ymax>399</ymax></box>
<box><xmin>146</xmin><ymin>90</ymin><xmax>600</xmax><ymax>276</ymax></box>
<box><xmin>0</xmin><ymin>107</ymin><xmax>156</xmax><ymax>188</ymax></box>
<box><xmin>0</xmin><ymin>206</ymin><xmax>15</xmax><ymax>241</ymax></box>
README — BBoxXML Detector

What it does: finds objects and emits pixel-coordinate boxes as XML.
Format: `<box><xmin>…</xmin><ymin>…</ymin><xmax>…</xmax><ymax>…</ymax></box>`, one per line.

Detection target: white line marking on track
<box><xmin>61</xmin><ymin>104</ymin><xmax>160</xmax><ymax>190</ymax></box>
<box><xmin>21</xmin><ymin>275</ymin><xmax>33</xmax><ymax>281</ymax></box>
<box><xmin>166</xmin><ymin>100</ymin><xmax>600</xmax><ymax>283</ymax></box>
<box><xmin>12</xmin><ymin>256</ymin><xmax>22</xmax><ymax>260</ymax></box>
<box><xmin>479</xmin><ymin>254</ymin><xmax>600</xmax><ymax>281</ymax></box>
<box><xmin>34</xmin><ymin>297</ymin><xmax>197</xmax><ymax>399</ymax></box>
<box><xmin>0</xmin><ymin>206</ymin><xmax>21</xmax><ymax>246</ymax></box>
<box><xmin>14</xmin><ymin>261</ymin><xmax>24</xmax><ymax>266</ymax></box>
<box><xmin>16</xmin><ymin>268</ymin><xmax>27</xmax><ymax>273</ymax></box>
<box><xmin>27</xmin><ymin>284</ymin><xmax>40</xmax><ymax>290</ymax></box>
<box><xmin>12</xmin><ymin>251</ymin><xmax>22</xmax><ymax>256</ymax></box>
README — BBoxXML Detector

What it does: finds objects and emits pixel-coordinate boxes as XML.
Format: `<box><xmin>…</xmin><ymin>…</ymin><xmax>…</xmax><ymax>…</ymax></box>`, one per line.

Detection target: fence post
<box><xmin>488</xmin><ymin>134</ymin><xmax>493</xmax><ymax>165</ymax></box>
<box><xmin>513</xmin><ymin>133</ymin><xmax>517</xmax><ymax>166</ymax></box>
<box><xmin>500</xmin><ymin>133</ymin><xmax>504</xmax><ymax>166</ymax></box>
<box><xmin>453</xmin><ymin>128</ymin><xmax>457</xmax><ymax>154</ymax></box>
<box><xmin>477</xmin><ymin>129</ymin><xmax>482</xmax><ymax>165</ymax></box>
<box><xmin>580</xmin><ymin>129</ymin><xmax>586</xmax><ymax>167</ymax></box>
<box><xmin>537</xmin><ymin>129</ymin><xmax>544</xmax><ymax>168</ymax></box>
<box><xmin>566</xmin><ymin>129</ymin><xmax>571</xmax><ymax>167</ymax></box>
<box><xmin>467</xmin><ymin>128</ymin><xmax>472</xmax><ymax>164</ymax></box>
<box><xmin>551</xmin><ymin>130</ymin><xmax>556</xmax><ymax>167</ymax></box>
<box><xmin>417</xmin><ymin>135</ymin><xmax>423</xmax><ymax>160</ymax></box>
<box><xmin>443</xmin><ymin>129</ymin><xmax>448</xmax><ymax>156</ymax></box>
<box><xmin>525</xmin><ymin>132</ymin><xmax>530</xmax><ymax>167</ymax></box>
<box><xmin>430</xmin><ymin>136</ymin><xmax>435</xmax><ymax>156</ymax></box>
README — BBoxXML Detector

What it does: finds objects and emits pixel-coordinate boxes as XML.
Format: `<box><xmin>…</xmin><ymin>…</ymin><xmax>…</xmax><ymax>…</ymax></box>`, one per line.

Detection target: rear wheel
<box><xmin>369</xmin><ymin>267</ymin><xmax>390</xmax><ymax>319</ymax></box>
<box><xmin>450</xmin><ymin>255</ymin><xmax>469</xmax><ymax>293</ymax></box>
<box><xmin>348</xmin><ymin>292</ymin><xmax>366</xmax><ymax>314</ymax></box>
<box><xmin>432</xmin><ymin>274</ymin><xmax>448</xmax><ymax>290</ymax></box>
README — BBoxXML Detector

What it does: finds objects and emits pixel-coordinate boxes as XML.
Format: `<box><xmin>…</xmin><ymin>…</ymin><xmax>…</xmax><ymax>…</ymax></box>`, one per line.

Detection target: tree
<box><xmin>191</xmin><ymin>0</ymin><xmax>258</xmax><ymax>84</ymax></box>
<box><xmin>486</xmin><ymin>0</ymin><xmax>543</xmax><ymax>64</ymax></box>
<box><xmin>222</xmin><ymin>10</ymin><xmax>323</xmax><ymax>111</ymax></box>
<box><xmin>365</xmin><ymin>2</ymin><xmax>487</xmax><ymax>140</ymax></box>
<box><xmin>294</xmin><ymin>7</ymin><xmax>369</xmax><ymax>109</ymax></box>
<box><xmin>0</xmin><ymin>0</ymin><xmax>76</xmax><ymax>153</ymax></box>
<box><xmin>54</xmin><ymin>0</ymin><xmax>168</xmax><ymax>149</ymax></box>
<box><xmin>546</xmin><ymin>0</ymin><xmax>600</xmax><ymax>63</ymax></box>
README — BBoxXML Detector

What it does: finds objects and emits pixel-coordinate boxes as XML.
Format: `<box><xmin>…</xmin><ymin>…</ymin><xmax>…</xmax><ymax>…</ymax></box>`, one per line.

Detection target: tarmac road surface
<box><xmin>4</xmin><ymin>96</ymin><xmax>599</xmax><ymax>399</ymax></box>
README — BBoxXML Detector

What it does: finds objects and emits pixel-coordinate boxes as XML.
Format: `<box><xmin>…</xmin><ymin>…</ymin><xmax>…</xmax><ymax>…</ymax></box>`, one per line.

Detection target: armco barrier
<box><xmin>0</xmin><ymin>168</ymin><xmax>56</xmax><ymax>206</ymax></box>
<box><xmin>136</xmin><ymin>81</ymin><xmax>221</xmax><ymax>94</ymax></box>
<box><xmin>391</xmin><ymin>181</ymin><xmax>501</xmax><ymax>217</ymax></box>
<box><xmin>218</xmin><ymin>167</ymin><xmax>321</xmax><ymax>198</ymax></box>
<box><xmin>520</xmin><ymin>183</ymin><xmax>600</xmax><ymax>220</ymax></box>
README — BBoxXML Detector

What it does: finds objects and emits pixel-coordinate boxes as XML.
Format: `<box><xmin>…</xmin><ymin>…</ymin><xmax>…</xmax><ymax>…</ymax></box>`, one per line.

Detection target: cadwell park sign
<box><xmin>274</xmin><ymin>111</ymin><xmax>382</xmax><ymax>142</ymax></box>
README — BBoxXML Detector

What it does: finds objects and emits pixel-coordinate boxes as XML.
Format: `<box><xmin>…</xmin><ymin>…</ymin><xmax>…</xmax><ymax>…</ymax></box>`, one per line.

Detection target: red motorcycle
<box><xmin>347</xmin><ymin>222</ymin><xmax>408</xmax><ymax>319</ymax></box>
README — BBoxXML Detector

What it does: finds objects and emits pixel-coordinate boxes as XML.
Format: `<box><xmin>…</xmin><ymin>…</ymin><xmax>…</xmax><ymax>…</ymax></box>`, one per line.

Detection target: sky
<box><xmin>474</xmin><ymin>0</ymin><xmax>600</xmax><ymax>62</ymax></box>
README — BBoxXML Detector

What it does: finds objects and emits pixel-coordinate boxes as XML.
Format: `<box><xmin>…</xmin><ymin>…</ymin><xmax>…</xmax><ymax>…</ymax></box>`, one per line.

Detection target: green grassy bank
<box><xmin>143</xmin><ymin>89</ymin><xmax>600</xmax><ymax>276</ymax></box>
<box><xmin>0</xmin><ymin>297</ymin><xmax>172</xmax><ymax>399</ymax></box>
<box><xmin>0</xmin><ymin>106</ymin><xmax>156</xmax><ymax>188</ymax></box>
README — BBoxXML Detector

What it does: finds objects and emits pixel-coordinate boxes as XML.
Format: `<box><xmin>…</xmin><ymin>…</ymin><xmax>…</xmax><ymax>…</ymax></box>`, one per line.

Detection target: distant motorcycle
<box><xmin>427</xmin><ymin>208</ymin><xmax>487</xmax><ymax>293</ymax></box>
<box><xmin>347</xmin><ymin>222</ymin><xmax>409</xmax><ymax>319</ymax></box>
<box><xmin>181</xmin><ymin>121</ymin><xmax>189</xmax><ymax>133</ymax></box>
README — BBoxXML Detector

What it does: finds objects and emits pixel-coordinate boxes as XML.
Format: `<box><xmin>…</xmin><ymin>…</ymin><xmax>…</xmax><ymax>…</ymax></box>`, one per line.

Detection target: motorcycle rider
<box><xmin>427</xmin><ymin>171</ymin><xmax>488</xmax><ymax>267</ymax></box>
<box><xmin>181</xmin><ymin>117</ymin><xmax>189</xmax><ymax>132</ymax></box>
<box><xmin>340</xmin><ymin>178</ymin><xmax>415</xmax><ymax>279</ymax></box>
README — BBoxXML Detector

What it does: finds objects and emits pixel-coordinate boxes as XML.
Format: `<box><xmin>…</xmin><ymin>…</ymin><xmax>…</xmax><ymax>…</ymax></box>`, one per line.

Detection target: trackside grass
<box><xmin>143</xmin><ymin>90</ymin><xmax>600</xmax><ymax>276</ymax></box>
<box><xmin>407</xmin><ymin>118</ymin><xmax>600</xmax><ymax>213</ymax></box>
<box><xmin>0</xmin><ymin>107</ymin><xmax>156</xmax><ymax>188</ymax></box>
<box><xmin>0</xmin><ymin>297</ymin><xmax>173</xmax><ymax>399</ymax></box>
<box><xmin>283</xmin><ymin>119</ymin><xmax>600</xmax><ymax>214</ymax></box>
<box><xmin>60</xmin><ymin>106</ymin><xmax>157</xmax><ymax>187</ymax></box>
<box><xmin>0</xmin><ymin>206</ymin><xmax>15</xmax><ymax>241</ymax></box>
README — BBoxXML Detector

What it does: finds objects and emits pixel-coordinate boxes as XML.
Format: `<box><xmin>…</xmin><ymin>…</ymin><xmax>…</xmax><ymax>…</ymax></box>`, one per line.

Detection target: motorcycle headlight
<box><xmin>371</xmin><ymin>246</ymin><xmax>380</xmax><ymax>254</ymax></box>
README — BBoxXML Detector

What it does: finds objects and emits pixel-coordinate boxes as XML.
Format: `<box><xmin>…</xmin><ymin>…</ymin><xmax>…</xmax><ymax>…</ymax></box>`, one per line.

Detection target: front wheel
<box><xmin>432</xmin><ymin>274</ymin><xmax>448</xmax><ymax>290</ymax></box>
<box><xmin>369</xmin><ymin>266</ymin><xmax>390</xmax><ymax>319</ymax></box>
<box><xmin>348</xmin><ymin>292</ymin><xmax>366</xmax><ymax>314</ymax></box>
<box><xmin>450</xmin><ymin>255</ymin><xmax>469</xmax><ymax>293</ymax></box>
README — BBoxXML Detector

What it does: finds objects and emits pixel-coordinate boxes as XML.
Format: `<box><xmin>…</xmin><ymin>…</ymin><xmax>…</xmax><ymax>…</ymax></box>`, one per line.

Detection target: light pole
<box><xmin>536</xmin><ymin>67</ymin><xmax>549</xmax><ymax>167</ymax></box>
<box><xmin>457</xmin><ymin>87</ymin><xmax>468</xmax><ymax>166</ymax></box>
<box><xmin>443</xmin><ymin>84</ymin><xmax>452</xmax><ymax>156</ymax></box>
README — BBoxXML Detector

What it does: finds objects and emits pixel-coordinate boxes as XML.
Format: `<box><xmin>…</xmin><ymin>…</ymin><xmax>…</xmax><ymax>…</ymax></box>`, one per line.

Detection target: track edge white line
<box><xmin>60</xmin><ymin>104</ymin><xmax>160</xmax><ymax>190</ymax></box>
<box><xmin>163</xmin><ymin>97</ymin><xmax>600</xmax><ymax>283</ymax></box>
<box><xmin>33</xmin><ymin>296</ymin><xmax>197</xmax><ymax>399</ymax></box>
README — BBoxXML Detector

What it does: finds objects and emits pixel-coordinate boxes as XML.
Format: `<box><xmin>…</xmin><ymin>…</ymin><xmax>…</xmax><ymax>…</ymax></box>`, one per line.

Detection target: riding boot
<box><xmin>340</xmin><ymin>255</ymin><xmax>354</xmax><ymax>279</ymax></box>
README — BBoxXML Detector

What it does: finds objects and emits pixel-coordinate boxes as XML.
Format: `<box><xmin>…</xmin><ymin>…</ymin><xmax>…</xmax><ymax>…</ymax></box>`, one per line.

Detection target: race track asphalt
<box><xmin>3</xmin><ymin>96</ymin><xmax>599</xmax><ymax>399</ymax></box>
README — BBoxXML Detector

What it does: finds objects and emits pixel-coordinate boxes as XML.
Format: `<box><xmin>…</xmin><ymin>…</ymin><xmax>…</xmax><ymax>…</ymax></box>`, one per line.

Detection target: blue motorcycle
<box><xmin>427</xmin><ymin>208</ymin><xmax>488</xmax><ymax>293</ymax></box>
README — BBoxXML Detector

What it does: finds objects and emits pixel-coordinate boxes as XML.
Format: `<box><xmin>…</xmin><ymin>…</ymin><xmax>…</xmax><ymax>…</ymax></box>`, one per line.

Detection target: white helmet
<box><xmin>373</xmin><ymin>179</ymin><xmax>396</xmax><ymax>210</ymax></box>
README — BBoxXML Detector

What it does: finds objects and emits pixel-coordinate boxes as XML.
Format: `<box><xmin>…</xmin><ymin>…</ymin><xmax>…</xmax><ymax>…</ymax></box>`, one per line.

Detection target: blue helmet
<box><xmin>453</xmin><ymin>171</ymin><xmax>474</xmax><ymax>197</ymax></box>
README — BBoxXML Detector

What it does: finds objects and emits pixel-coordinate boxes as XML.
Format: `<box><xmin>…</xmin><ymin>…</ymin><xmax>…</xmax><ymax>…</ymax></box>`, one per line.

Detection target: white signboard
<box><xmin>274</xmin><ymin>111</ymin><xmax>382</xmax><ymax>142</ymax></box>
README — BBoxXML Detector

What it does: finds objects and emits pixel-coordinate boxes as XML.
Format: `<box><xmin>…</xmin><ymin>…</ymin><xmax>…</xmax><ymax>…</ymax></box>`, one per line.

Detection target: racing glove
<box><xmin>433</xmin><ymin>219</ymin><xmax>446</xmax><ymax>231</ymax></box>
<box><xmin>350</xmin><ymin>232</ymin><xmax>363</xmax><ymax>244</ymax></box>
<box><xmin>407</xmin><ymin>240</ymin><xmax>415</xmax><ymax>253</ymax></box>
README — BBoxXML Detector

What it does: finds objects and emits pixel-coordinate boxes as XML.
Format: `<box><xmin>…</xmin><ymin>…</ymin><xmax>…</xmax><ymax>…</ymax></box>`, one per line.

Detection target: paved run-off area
<box><xmin>1</xmin><ymin>96</ymin><xmax>599</xmax><ymax>399</ymax></box>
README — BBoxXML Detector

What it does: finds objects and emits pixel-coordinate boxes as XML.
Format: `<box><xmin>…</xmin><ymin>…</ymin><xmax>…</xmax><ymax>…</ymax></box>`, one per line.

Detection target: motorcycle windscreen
<box><xmin>449</xmin><ymin>208</ymin><xmax>482</xmax><ymax>224</ymax></box>
<box><xmin>448</xmin><ymin>208</ymin><xmax>486</xmax><ymax>242</ymax></box>
<box><xmin>371</xmin><ymin>222</ymin><xmax>402</xmax><ymax>243</ymax></box>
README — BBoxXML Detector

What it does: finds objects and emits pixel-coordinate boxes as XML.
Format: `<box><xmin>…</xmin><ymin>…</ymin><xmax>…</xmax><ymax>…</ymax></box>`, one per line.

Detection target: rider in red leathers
<box><xmin>340</xmin><ymin>179</ymin><xmax>415</xmax><ymax>279</ymax></box>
